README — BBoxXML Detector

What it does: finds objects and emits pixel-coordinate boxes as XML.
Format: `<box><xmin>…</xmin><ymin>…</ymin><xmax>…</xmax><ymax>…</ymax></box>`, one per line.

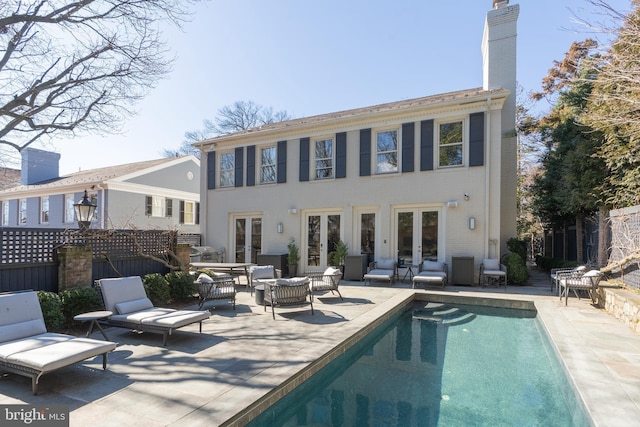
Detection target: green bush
<box><xmin>505</xmin><ymin>252</ymin><xmax>528</xmax><ymax>285</ymax></box>
<box><xmin>59</xmin><ymin>286</ymin><xmax>103</xmax><ymax>327</ymax></box>
<box><xmin>142</xmin><ymin>273</ymin><xmax>170</xmax><ymax>305</ymax></box>
<box><xmin>535</xmin><ymin>255</ymin><xmax>580</xmax><ymax>272</ymax></box>
<box><xmin>507</xmin><ymin>238</ymin><xmax>527</xmax><ymax>262</ymax></box>
<box><xmin>165</xmin><ymin>270</ymin><xmax>196</xmax><ymax>302</ymax></box>
<box><xmin>37</xmin><ymin>291</ymin><xmax>65</xmax><ymax>331</ymax></box>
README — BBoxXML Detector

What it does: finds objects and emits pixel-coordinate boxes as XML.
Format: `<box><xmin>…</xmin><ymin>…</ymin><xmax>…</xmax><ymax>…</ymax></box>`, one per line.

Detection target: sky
<box><xmin>23</xmin><ymin>0</ymin><xmax>631</xmax><ymax>175</ymax></box>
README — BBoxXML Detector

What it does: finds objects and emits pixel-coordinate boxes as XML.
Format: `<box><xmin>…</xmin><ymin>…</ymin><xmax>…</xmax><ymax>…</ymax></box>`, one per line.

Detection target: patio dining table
<box><xmin>189</xmin><ymin>262</ymin><xmax>252</xmax><ymax>285</ymax></box>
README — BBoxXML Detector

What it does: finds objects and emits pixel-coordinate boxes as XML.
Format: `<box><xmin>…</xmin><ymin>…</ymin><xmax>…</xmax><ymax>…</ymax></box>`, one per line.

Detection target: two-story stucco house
<box><xmin>0</xmin><ymin>148</ymin><xmax>201</xmax><ymax>232</ymax></box>
<box><xmin>195</xmin><ymin>2</ymin><xmax>519</xmax><ymax>280</ymax></box>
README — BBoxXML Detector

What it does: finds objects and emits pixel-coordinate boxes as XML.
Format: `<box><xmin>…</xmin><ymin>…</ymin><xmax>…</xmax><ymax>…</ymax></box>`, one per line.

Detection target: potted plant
<box><xmin>332</xmin><ymin>240</ymin><xmax>349</xmax><ymax>274</ymax></box>
<box><xmin>287</xmin><ymin>238</ymin><xmax>300</xmax><ymax>277</ymax></box>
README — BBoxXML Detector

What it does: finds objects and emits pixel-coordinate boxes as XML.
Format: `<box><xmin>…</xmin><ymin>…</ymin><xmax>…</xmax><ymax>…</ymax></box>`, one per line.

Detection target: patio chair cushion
<box><xmin>482</xmin><ymin>258</ymin><xmax>500</xmax><ymax>270</ymax></box>
<box><xmin>114</xmin><ymin>297</ymin><xmax>153</xmax><ymax>315</ymax></box>
<box><xmin>0</xmin><ymin>319</ymin><xmax>47</xmax><ymax>343</ymax></box>
<box><xmin>251</xmin><ymin>265</ymin><xmax>276</xmax><ymax>279</ymax></box>
<box><xmin>376</xmin><ymin>258</ymin><xmax>395</xmax><ymax>270</ymax></box>
<box><xmin>276</xmin><ymin>277</ymin><xmax>310</xmax><ymax>287</ymax></box>
<box><xmin>323</xmin><ymin>267</ymin><xmax>341</xmax><ymax>275</ymax></box>
<box><xmin>422</xmin><ymin>261</ymin><xmax>445</xmax><ymax>271</ymax></box>
<box><xmin>195</xmin><ymin>273</ymin><xmax>214</xmax><ymax>283</ymax></box>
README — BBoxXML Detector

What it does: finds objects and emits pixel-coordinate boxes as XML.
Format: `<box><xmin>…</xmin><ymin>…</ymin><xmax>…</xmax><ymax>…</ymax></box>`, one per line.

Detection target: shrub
<box><xmin>505</xmin><ymin>252</ymin><xmax>528</xmax><ymax>285</ymax></box>
<box><xmin>165</xmin><ymin>270</ymin><xmax>196</xmax><ymax>302</ymax></box>
<box><xmin>507</xmin><ymin>237</ymin><xmax>527</xmax><ymax>262</ymax></box>
<box><xmin>142</xmin><ymin>273</ymin><xmax>170</xmax><ymax>305</ymax></box>
<box><xmin>37</xmin><ymin>291</ymin><xmax>65</xmax><ymax>331</ymax></box>
<box><xmin>59</xmin><ymin>287</ymin><xmax>103</xmax><ymax>327</ymax></box>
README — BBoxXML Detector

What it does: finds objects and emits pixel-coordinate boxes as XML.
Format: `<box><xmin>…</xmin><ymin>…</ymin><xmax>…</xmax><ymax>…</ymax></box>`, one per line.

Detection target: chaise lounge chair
<box><xmin>95</xmin><ymin>276</ymin><xmax>211</xmax><ymax>346</ymax></box>
<box><xmin>363</xmin><ymin>258</ymin><xmax>397</xmax><ymax>286</ymax></box>
<box><xmin>412</xmin><ymin>260</ymin><xmax>448</xmax><ymax>289</ymax></box>
<box><xmin>0</xmin><ymin>291</ymin><xmax>117</xmax><ymax>394</ymax></box>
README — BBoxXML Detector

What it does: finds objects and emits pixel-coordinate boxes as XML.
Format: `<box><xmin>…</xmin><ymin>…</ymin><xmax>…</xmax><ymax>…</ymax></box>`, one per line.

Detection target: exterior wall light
<box><xmin>469</xmin><ymin>217</ymin><xmax>476</xmax><ymax>230</ymax></box>
<box><xmin>277</xmin><ymin>222</ymin><xmax>283</xmax><ymax>233</ymax></box>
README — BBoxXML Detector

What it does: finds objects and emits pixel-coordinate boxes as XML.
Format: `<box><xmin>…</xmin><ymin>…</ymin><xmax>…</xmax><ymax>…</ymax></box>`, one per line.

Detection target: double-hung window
<box><xmin>315</xmin><ymin>138</ymin><xmax>333</xmax><ymax>179</ymax></box>
<box><xmin>19</xmin><ymin>199</ymin><xmax>27</xmax><ymax>225</ymax></box>
<box><xmin>260</xmin><ymin>146</ymin><xmax>277</xmax><ymax>184</ymax></box>
<box><xmin>40</xmin><ymin>196</ymin><xmax>49</xmax><ymax>224</ymax></box>
<box><xmin>376</xmin><ymin>130</ymin><xmax>398</xmax><ymax>174</ymax></box>
<box><xmin>64</xmin><ymin>194</ymin><xmax>75</xmax><ymax>223</ymax></box>
<box><xmin>145</xmin><ymin>196</ymin><xmax>165</xmax><ymax>217</ymax></box>
<box><xmin>438</xmin><ymin>120</ymin><xmax>464</xmax><ymax>167</ymax></box>
<box><xmin>1</xmin><ymin>201</ymin><xmax>8</xmax><ymax>226</ymax></box>
<box><xmin>219</xmin><ymin>151</ymin><xmax>235</xmax><ymax>187</ymax></box>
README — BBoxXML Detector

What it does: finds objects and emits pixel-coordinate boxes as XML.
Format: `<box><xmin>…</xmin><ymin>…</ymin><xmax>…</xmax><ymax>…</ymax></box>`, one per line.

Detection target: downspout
<box><xmin>484</xmin><ymin>98</ymin><xmax>491</xmax><ymax>258</ymax></box>
<box><xmin>94</xmin><ymin>184</ymin><xmax>105</xmax><ymax>229</ymax></box>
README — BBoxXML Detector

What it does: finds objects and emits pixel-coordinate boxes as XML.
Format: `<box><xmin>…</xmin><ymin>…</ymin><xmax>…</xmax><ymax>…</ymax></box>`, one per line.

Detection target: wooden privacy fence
<box><xmin>0</xmin><ymin>228</ymin><xmax>201</xmax><ymax>293</ymax></box>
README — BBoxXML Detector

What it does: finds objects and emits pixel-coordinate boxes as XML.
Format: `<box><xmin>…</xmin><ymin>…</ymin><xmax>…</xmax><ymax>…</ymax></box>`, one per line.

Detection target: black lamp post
<box><xmin>74</xmin><ymin>189</ymin><xmax>97</xmax><ymax>231</ymax></box>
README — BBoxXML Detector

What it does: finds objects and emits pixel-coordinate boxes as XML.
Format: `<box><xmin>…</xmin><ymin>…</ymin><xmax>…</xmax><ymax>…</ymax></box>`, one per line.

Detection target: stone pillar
<box><xmin>58</xmin><ymin>245</ymin><xmax>93</xmax><ymax>290</ymax></box>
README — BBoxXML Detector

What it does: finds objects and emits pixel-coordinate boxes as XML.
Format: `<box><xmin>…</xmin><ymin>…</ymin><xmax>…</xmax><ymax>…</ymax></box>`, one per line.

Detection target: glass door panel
<box><xmin>234</xmin><ymin>216</ymin><xmax>262</xmax><ymax>263</ymax></box>
<box><xmin>235</xmin><ymin>218</ymin><xmax>246</xmax><ymax>263</ymax></box>
<box><xmin>360</xmin><ymin>213</ymin><xmax>375</xmax><ymax>264</ymax></box>
<box><xmin>421</xmin><ymin>211</ymin><xmax>438</xmax><ymax>261</ymax></box>
<box><xmin>251</xmin><ymin>218</ymin><xmax>262</xmax><ymax>264</ymax></box>
<box><xmin>396</xmin><ymin>209</ymin><xmax>439</xmax><ymax>265</ymax></box>
<box><xmin>305</xmin><ymin>212</ymin><xmax>342</xmax><ymax>271</ymax></box>
<box><xmin>307</xmin><ymin>215</ymin><xmax>321</xmax><ymax>267</ymax></box>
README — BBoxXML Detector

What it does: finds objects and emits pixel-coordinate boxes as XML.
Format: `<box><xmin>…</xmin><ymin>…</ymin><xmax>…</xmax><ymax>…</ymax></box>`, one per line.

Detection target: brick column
<box><xmin>175</xmin><ymin>243</ymin><xmax>191</xmax><ymax>269</ymax></box>
<box><xmin>58</xmin><ymin>245</ymin><xmax>93</xmax><ymax>290</ymax></box>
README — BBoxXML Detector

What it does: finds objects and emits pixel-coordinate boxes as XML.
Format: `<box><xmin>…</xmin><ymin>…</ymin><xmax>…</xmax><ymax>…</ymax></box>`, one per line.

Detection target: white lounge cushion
<box><xmin>376</xmin><ymin>258</ymin><xmax>395</xmax><ymax>270</ymax></box>
<box><xmin>0</xmin><ymin>319</ymin><xmax>47</xmax><ymax>343</ymax></box>
<box><xmin>414</xmin><ymin>271</ymin><xmax>447</xmax><ymax>280</ymax></box>
<box><xmin>422</xmin><ymin>261</ymin><xmax>444</xmax><ymax>272</ymax></box>
<box><xmin>276</xmin><ymin>277</ymin><xmax>309</xmax><ymax>287</ymax></box>
<box><xmin>99</xmin><ymin>276</ymin><xmax>149</xmax><ymax>313</ymax></box>
<box><xmin>5</xmin><ymin>337</ymin><xmax>116</xmax><ymax>373</ymax></box>
<box><xmin>114</xmin><ymin>297</ymin><xmax>153</xmax><ymax>315</ymax></box>
<box><xmin>364</xmin><ymin>269</ymin><xmax>394</xmax><ymax>279</ymax></box>
<box><xmin>139</xmin><ymin>310</ymin><xmax>210</xmax><ymax>328</ymax></box>
<box><xmin>0</xmin><ymin>333</ymin><xmax>72</xmax><ymax>361</ymax></box>
<box><xmin>110</xmin><ymin>307</ymin><xmax>175</xmax><ymax>324</ymax></box>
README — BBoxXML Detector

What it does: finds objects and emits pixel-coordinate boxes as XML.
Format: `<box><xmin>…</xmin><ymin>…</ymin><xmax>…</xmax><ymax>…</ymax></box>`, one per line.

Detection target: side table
<box><xmin>74</xmin><ymin>310</ymin><xmax>112</xmax><ymax>340</ymax></box>
<box><xmin>401</xmin><ymin>264</ymin><xmax>419</xmax><ymax>282</ymax></box>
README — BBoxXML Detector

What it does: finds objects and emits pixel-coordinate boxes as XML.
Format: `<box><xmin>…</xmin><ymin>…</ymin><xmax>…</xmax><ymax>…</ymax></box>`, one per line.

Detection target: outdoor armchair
<box><xmin>412</xmin><ymin>260</ymin><xmax>448</xmax><ymax>289</ymax></box>
<box><xmin>479</xmin><ymin>258</ymin><xmax>507</xmax><ymax>289</ymax></box>
<box><xmin>264</xmin><ymin>277</ymin><xmax>313</xmax><ymax>319</ymax></box>
<box><xmin>307</xmin><ymin>267</ymin><xmax>343</xmax><ymax>300</ymax></box>
<box><xmin>363</xmin><ymin>258</ymin><xmax>397</xmax><ymax>286</ymax></box>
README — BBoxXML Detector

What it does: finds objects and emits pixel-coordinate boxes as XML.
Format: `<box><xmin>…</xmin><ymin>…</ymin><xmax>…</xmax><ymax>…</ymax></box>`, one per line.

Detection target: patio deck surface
<box><xmin>1</xmin><ymin>269</ymin><xmax>639</xmax><ymax>426</ymax></box>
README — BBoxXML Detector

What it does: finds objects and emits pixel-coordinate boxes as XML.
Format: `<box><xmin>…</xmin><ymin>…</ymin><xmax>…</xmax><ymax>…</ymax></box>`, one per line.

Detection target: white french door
<box><xmin>233</xmin><ymin>216</ymin><xmax>262</xmax><ymax>264</ymax></box>
<box><xmin>304</xmin><ymin>211</ymin><xmax>342</xmax><ymax>271</ymax></box>
<box><xmin>395</xmin><ymin>208</ymin><xmax>440</xmax><ymax>265</ymax></box>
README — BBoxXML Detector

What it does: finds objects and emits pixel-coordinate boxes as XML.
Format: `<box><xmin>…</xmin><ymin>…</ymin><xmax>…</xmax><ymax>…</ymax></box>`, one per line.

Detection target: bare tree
<box><xmin>0</xmin><ymin>0</ymin><xmax>200</xmax><ymax>158</ymax></box>
<box><xmin>163</xmin><ymin>100</ymin><xmax>293</xmax><ymax>158</ymax></box>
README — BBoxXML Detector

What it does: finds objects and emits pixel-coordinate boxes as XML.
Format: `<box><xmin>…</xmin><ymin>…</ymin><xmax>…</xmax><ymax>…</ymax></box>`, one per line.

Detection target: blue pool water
<box><xmin>248</xmin><ymin>301</ymin><xmax>591</xmax><ymax>426</ymax></box>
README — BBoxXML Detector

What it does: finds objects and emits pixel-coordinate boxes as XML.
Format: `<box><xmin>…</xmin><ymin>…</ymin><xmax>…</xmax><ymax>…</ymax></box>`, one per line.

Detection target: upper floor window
<box><xmin>19</xmin><ymin>199</ymin><xmax>27</xmax><ymax>225</ymax></box>
<box><xmin>260</xmin><ymin>146</ymin><xmax>277</xmax><ymax>184</ymax></box>
<box><xmin>438</xmin><ymin>120</ymin><xmax>464</xmax><ymax>167</ymax></box>
<box><xmin>1</xmin><ymin>201</ymin><xmax>8</xmax><ymax>226</ymax></box>
<box><xmin>219</xmin><ymin>151</ymin><xmax>235</xmax><ymax>187</ymax></box>
<box><xmin>40</xmin><ymin>196</ymin><xmax>49</xmax><ymax>224</ymax></box>
<box><xmin>315</xmin><ymin>138</ymin><xmax>334</xmax><ymax>179</ymax></box>
<box><xmin>64</xmin><ymin>194</ymin><xmax>75</xmax><ymax>223</ymax></box>
<box><xmin>376</xmin><ymin>130</ymin><xmax>398</xmax><ymax>174</ymax></box>
<box><xmin>145</xmin><ymin>196</ymin><xmax>165</xmax><ymax>217</ymax></box>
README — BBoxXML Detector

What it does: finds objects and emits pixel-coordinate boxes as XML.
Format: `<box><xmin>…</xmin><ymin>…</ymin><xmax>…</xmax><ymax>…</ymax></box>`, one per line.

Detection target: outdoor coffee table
<box><xmin>74</xmin><ymin>310</ymin><xmax>112</xmax><ymax>340</ymax></box>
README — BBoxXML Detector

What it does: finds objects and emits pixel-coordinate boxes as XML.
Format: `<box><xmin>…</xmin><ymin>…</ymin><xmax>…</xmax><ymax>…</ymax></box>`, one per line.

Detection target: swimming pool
<box><xmin>248</xmin><ymin>301</ymin><xmax>591</xmax><ymax>426</ymax></box>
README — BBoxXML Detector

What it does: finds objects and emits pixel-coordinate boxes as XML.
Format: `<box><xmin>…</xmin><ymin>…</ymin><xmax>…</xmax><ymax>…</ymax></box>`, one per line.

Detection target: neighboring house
<box><xmin>195</xmin><ymin>3</ymin><xmax>519</xmax><ymax>278</ymax></box>
<box><xmin>0</xmin><ymin>148</ymin><xmax>201</xmax><ymax>232</ymax></box>
<box><xmin>0</xmin><ymin>167</ymin><xmax>21</xmax><ymax>190</ymax></box>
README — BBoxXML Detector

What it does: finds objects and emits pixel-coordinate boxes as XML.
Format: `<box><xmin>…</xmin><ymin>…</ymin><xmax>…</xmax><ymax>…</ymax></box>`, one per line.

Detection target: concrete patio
<box><xmin>1</xmin><ymin>269</ymin><xmax>639</xmax><ymax>426</ymax></box>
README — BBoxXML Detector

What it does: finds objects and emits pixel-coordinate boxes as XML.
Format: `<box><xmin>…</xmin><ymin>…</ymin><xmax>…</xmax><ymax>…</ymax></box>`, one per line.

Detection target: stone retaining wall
<box><xmin>598</xmin><ymin>284</ymin><xmax>640</xmax><ymax>336</ymax></box>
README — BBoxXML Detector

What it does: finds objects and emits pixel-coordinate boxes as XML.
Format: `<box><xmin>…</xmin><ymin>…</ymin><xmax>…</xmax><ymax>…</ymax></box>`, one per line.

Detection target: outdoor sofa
<box><xmin>0</xmin><ymin>291</ymin><xmax>117</xmax><ymax>394</ymax></box>
<box><xmin>95</xmin><ymin>276</ymin><xmax>210</xmax><ymax>346</ymax></box>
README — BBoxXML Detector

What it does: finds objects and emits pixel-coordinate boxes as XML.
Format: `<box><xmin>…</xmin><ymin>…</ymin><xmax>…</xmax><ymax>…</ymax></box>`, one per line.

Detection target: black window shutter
<box><xmin>336</xmin><ymin>132</ymin><xmax>347</xmax><ymax>178</ymax></box>
<box><xmin>246</xmin><ymin>145</ymin><xmax>255</xmax><ymax>186</ymax></box>
<box><xmin>359</xmin><ymin>128</ymin><xmax>371</xmax><ymax>177</ymax></box>
<box><xmin>179</xmin><ymin>200</ymin><xmax>185</xmax><ymax>224</ymax></box>
<box><xmin>277</xmin><ymin>140</ymin><xmax>287</xmax><ymax>183</ymax></box>
<box><xmin>299</xmin><ymin>137</ymin><xmax>310</xmax><ymax>182</ymax></box>
<box><xmin>402</xmin><ymin>122</ymin><xmax>415</xmax><ymax>173</ymax></box>
<box><xmin>420</xmin><ymin>120</ymin><xmax>434</xmax><ymax>171</ymax></box>
<box><xmin>195</xmin><ymin>202</ymin><xmax>200</xmax><ymax>225</ymax></box>
<box><xmin>469</xmin><ymin>112</ymin><xmax>485</xmax><ymax>167</ymax></box>
<box><xmin>145</xmin><ymin>196</ymin><xmax>152</xmax><ymax>216</ymax></box>
<box><xmin>207</xmin><ymin>151</ymin><xmax>216</xmax><ymax>189</ymax></box>
<box><xmin>235</xmin><ymin>147</ymin><xmax>244</xmax><ymax>187</ymax></box>
<box><xmin>166</xmin><ymin>199</ymin><xmax>173</xmax><ymax>217</ymax></box>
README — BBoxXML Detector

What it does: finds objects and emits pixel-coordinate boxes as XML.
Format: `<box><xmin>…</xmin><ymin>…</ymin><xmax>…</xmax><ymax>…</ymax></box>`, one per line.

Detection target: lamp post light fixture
<box><xmin>74</xmin><ymin>189</ymin><xmax>97</xmax><ymax>231</ymax></box>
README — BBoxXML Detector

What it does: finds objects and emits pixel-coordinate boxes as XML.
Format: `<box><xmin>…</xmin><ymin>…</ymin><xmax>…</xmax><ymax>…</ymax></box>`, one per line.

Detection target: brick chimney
<box><xmin>21</xmin><ymin>147</ymin><xmax>61</xmax><ymax>185</ymax></box>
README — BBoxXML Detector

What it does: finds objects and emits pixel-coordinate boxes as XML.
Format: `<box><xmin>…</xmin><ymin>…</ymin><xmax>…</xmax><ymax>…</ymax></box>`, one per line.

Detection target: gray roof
<box><xmin>0</xmin><ymin>157</ymin><xmax>186</xmax><ymax>194</ymax></box>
